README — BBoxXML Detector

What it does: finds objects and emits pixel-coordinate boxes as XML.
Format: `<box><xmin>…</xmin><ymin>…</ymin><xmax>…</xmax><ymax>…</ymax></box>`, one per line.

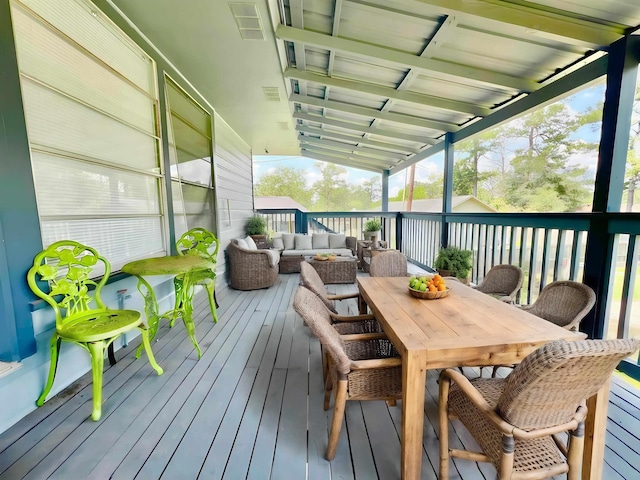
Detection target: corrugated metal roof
<box><xmin>277</xmin><ymin>0</ymin><xmax>640</xmax><ymax>173</ymax></box>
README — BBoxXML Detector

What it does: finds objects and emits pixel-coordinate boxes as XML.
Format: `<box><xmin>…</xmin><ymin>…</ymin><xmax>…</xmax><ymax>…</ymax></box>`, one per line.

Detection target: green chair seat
<box><xmin>28</xmin><ymin>240</ymin><xmax>163</xmax><ymax>421</ymax></box>
<box><xmin>59</xmin><ymin>309</ymin><xmax>143</xmax><ymax>342</ymax></box>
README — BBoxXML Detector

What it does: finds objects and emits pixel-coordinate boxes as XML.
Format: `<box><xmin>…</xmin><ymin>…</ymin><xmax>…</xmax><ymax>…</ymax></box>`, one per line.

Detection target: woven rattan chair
<box><xmin>369</xmin><ymin>250</ymin><xmax>408</xmax><ymax>277</ymax></box>
<box><xmin>227</xmin><ymin>239</ymin><xmax>278</xmax><ymax>290</ymax></box>
<box><xmin>293</xmin><ymin>287</ymin><xmax>402</xmax><ymax>460</ymax></box>
<box><xmin>521</xmin><ymin>281</ymin><xmax>596</xmax><ymax>331</ymax></box>
<box><xmin>439</xmin><ymin>338</ymin><xmax>640</xmax><ymax>480</ymax></box>
<box><xmin>300</xmin><ymin>261</ymin><xmax>361</xmax><ymax>314</ymax></box>
<box><xmin>472</xmin><ymin>264</ymin><xmax>524</xmax><ymax>304</ymax></box>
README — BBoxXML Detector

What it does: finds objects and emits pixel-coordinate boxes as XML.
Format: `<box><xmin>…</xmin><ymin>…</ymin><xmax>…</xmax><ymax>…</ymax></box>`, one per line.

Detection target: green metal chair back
<box><xmin>174</xmin><ymin>228</ymin><xmax>219</xmax><ymax>323</ymax></box>
<box><xmin>27</xmin><ymin>240</ymin><xmax>163</xmax><ymax>421</ymax></box>
<box><xmin>176</xmin><ymin>227</ymin><xmax>219</xmax><ymax>263</ymax></box>
<box><xmin>27</xmin><ymin>240</ymin><xmax>109</xmax><ymax>328</ymax></box>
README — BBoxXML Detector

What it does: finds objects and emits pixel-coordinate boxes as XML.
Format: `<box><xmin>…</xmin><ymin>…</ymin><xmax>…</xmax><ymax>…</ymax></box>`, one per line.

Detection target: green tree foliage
<box><xmin>624</xmin><ymin>83</ymin><xmax>640</xmax><ymax>211</ymax></box>
<box><xmin>454</xmin><ymin>131</ymin><xmax>499</xmax><ymax>196</ymax></box>
<box><xmin>254</xmin><ymin>167</ymin><xmax>312</xmax><ymax>208</ymax></box>
<box><xmin>312</xmin><ymin>162</ymin><xmax>350</xmax><ymax>211</ymax></box>
<box><xmin>502</xmin><ymin>103</ymin><xmax>595</xmax><ymax>212</ymax></box>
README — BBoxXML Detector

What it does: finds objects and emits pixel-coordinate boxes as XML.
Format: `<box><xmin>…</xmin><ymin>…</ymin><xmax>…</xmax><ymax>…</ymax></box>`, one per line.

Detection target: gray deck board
<box><xmin>1</xmin><ymin>272</ymin><xmax>639</xmax><ymax>479</ymax></box>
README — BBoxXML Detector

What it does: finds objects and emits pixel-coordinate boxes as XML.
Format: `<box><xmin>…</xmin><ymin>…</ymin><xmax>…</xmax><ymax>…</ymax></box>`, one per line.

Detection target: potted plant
<box><xmin>245</xmin><ymin>214</ymin><xmax>268</xmax><ymax>246</ymax></box>
<box><xmin>363</xmin><ymin>218</ymin><xmax>382</xmax><ymax>242</ymax></box>
<box><xmin>434</xmin><ymin>246</ymin><xmax>473</xmax><ymax>284</ymax></box>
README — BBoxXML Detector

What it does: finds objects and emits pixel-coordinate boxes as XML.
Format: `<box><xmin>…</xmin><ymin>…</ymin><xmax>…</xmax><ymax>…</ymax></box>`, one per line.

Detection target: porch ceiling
<box><xmin>110</xmin><ymin>0</ymin><xmax>640</xmax><ymax>173</ymax></box>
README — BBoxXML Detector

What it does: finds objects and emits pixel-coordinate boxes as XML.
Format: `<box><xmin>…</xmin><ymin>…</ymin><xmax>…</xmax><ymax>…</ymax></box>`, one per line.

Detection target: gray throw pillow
<box><xmin>312</xmin><ymin>233</ymin><xmax>330</xmax><ymax>249</ymax></box>
<box><xmin>329</xmin><ymin>234</ymin><xmax>347</xmax><ymax>249</ymax></box>
<box><xmin>282</xmin><ymin>233</ymin><xmax>295</xmax><ymax>250</ymax></box>
<box><xmin>295</xmin><ymin>234</ymin><xmax>312</xmax><ymax>250</ymax></box>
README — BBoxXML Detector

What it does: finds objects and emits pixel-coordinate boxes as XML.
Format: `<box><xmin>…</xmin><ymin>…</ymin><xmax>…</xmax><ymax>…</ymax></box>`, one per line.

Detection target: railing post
<box><xmin>382</xmin><ymin>170</ymin><xmax>389</xmax><ymax>212</ymax></box>
<box><xmin>442</xmin><ymin>133</ymin><xmax>454</xmax><ymax>248</ymax></box>
<box><xmin>582</xmin><ymin>36</ymin><xmax>639</xmax><ymax>339</ymax></box>
<box><xmin>295</xmin><ymin>210</ymin><xmax>308</xmax><ymax>234</ymax></box>
<box><xmin>396</xmin><ymin>213</ymin><xmax>403</xmax><ymax>252</ymax></box>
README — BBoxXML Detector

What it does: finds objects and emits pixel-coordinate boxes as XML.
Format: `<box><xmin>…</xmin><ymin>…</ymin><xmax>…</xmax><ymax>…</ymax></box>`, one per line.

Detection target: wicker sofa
<box><xmin>227</xmin><ymin>239</ymin><xmax>279</xmax><ymax>290</ymax></box>
<box><xmin>274</xmin><ymin>233</ymin><xmax>357</xmax><ymax>273</ymax></box>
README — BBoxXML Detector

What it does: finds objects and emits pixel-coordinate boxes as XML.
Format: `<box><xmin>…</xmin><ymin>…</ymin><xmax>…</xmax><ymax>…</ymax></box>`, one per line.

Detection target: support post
<box><xmin>381</xmin><ymin>169</ymin><xmax>389</xmax><ymax>212</ymax></box>
<box><xmin>442</xmin><ymin>132</ymin><xmax>454</xmax><ymax>248</ymax></box>
<box><xmin>583</xmin><ymin>35</ymin><xmax>639</xmax><ymax>339</ymax></box>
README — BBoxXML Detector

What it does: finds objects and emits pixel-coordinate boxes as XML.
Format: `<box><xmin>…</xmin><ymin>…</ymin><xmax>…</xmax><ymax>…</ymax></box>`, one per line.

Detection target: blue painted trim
<box><xmin>617</xmin><ymin>359</ymin><xmax>640</xmax><ymax>382</ymax></box>
<box><xmin>442</xmin><ymin>133</ymin><xmax>454</xmax><ymax>247</ymax></box>
<box><xmin>0</xmin><ymin>0</ymin><xmax>39</xmax><ymax>361</ymax></box>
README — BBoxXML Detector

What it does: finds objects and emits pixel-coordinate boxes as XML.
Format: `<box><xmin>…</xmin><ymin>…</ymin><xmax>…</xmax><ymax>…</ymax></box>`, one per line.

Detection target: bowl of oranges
<box><xmin>408</xmin><ymin>274</ymin><xmax>449</xmax><ymax>299</ymax></box>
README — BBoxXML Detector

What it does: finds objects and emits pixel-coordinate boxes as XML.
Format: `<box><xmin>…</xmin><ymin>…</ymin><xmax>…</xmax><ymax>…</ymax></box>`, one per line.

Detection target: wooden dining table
<box><xmin>358</xmin><ymin>276</ymin><xmax>607</xmax><ymax>480</ymax></box>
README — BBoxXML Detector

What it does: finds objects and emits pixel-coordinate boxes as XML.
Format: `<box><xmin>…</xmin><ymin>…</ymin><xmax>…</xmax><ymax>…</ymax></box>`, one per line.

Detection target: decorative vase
<box><xmin>363</xmin><ymin>230</ymin><xmax>381</xmax><ymax>242</ymax></box>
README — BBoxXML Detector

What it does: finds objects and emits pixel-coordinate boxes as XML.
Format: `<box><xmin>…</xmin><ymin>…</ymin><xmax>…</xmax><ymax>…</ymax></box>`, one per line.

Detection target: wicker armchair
<box><xmin>369</xmin><ymin>250</ymin><xmax>408</xmax><ymax>277</ymax></box>
<box><xmin>293</xmin><ymin>287</ymin><xmax>402</xmax><ymax>460</ymax></box>
<box><xmin>227</xmin><ymin>239</ymin><xmax>278</xmax><ymax>290</ymax></box>
<box><xmin>521</xmin><ymin>281</ymin><xmax>596</xmax><ymax>331</ymax></box>
<box><xmin>439</xmin><ymin>338</ymin><xmax>640</xmax><ymax>480</ymax></box>
<box><xmin>472</xmin><ymin>264</ymin><xmax>524</xmax><ymax>304</ymax></box>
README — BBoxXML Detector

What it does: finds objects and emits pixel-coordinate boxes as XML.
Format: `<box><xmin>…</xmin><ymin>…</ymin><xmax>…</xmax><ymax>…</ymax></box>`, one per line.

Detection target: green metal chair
<box><xmin>174</xmin><ymin>227</ymin><xmax>219</xmax><ymax>324</ymax></box>
<box><xmin>28</xmin><ymin>240</ymin><xmax>163</xmax><ymax>421</ymax></box>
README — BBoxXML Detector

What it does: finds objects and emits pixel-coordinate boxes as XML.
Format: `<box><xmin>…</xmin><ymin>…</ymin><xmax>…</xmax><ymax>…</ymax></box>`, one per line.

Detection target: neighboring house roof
<box><xmin>254</xmin><ymin>196</ymin><xmax>308</xmax><ymax>212</ymax></box>
<box><xmin>388</xmin><ymin>195</ymin><xmax>498</xmax><ymax>213</ymax></box>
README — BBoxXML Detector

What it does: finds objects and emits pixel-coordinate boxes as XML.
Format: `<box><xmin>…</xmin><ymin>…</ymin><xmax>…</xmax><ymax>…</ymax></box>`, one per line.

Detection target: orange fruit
<box><xmin>437</xmin><ymin>284</ymin><xmax>446</xmax><ymax>291</ymax></box>
<box><xmin>428</xmin><ymin>285</ymin><xmax>437</xmax><ymax>292</ymax></box>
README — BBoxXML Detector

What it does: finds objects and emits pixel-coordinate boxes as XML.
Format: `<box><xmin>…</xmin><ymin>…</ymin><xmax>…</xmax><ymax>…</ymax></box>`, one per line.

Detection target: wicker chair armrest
<box><xmin>341</xmin><ymin>332</ymin><xmax>387</xmax><ymax>341</ymax></box>
<box><xmin>511</xmin><ymin>407</ymin><xmax>587</xmax><ymax>440</ymax></box>
<box><xmin>350</xmin><ymin>357</ymin><xmax>402</xmax><ymax>370</ymax></box>
<box><xmin>327</xmin><ymin>292</ymin><xmax>360</xmax><ymax>301</ymax></box>
<box><xmin>330</xmin><ymin>312</ymin><xmax>376</xmax><ymax>323</ymax></box>
<box><xmin>440</xmin><ymin>369</ymin><xmax>516</xmax><ymax>434</ymax></box>
<box><xmin>519</xmin><ymin>304</ymin><xmax>533</xmax><ymax>312</ymax></box>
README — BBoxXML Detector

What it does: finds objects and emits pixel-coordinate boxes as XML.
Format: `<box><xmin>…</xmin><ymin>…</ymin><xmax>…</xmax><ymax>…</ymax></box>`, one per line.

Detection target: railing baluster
<box><xmin>554</xmin><ymin>230</ymin><xmax>567</xmax><ymax>281</ymax></box>
<box><xmin>540</xmin><ymin>228</ymin><xmax>552</xmax><ymax>289</ymax></box>
<box><xmin>617</xmin><ymin>234</ymin><xmax>638</xmax><ymax>340</ymax></box>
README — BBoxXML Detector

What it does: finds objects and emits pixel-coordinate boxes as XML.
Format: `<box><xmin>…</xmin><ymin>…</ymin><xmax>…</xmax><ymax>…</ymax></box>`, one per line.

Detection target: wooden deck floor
<box><xmin>1</xmin><ymin>273</ymin><xmax>639</xmax><ymax>479</ymax></box>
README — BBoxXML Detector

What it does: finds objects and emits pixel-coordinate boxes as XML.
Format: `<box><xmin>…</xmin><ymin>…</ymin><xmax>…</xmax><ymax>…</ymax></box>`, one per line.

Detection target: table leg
<box><xmin>178</xmin><ymin>273</ymin><xmax>202</xmax><ymax>358</ymax></box>
<box><xmin>402</xmin><ymin>350</ymin><xmax>427</xmax><ymax>480</ymax></box>
<box><xmin>582</xmin><ymin>380</ymin><xmax>610</xmax><ymax>480</ymax></box>
<box><xmin>134</xmin><ymin>276</ymin><xmax>160</xmax><ymax>359</ymax></box>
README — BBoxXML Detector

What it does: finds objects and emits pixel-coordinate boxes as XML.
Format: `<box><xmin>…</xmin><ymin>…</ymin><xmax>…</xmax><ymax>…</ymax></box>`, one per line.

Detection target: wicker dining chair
<box><xmin>293</xmin><ymin>287</ymin><xmax>402</xmax><ymax>460</ymax></box>
<box><xmin>369</xmin><ymin>250</ymin><xmax>408</xmax><ymax>277</ymax></box>
<box><xmin>472</xmin><ymin>264</ymin><xmax>524</xmax><ymax>304</ymax></box>
<box><xmin>300</xmin><ymin>261</ymin><xmax>362</xmax><ymax>314</ymax></box>
<box><xmin>439</xmin><ymin>338</ymin><xmax>640</xmax><ymax>480</ymax></box>
<box><xmin>521</xmin><ymin>280</ymin><xmax>596</xmax><ymax>332</ymax></box>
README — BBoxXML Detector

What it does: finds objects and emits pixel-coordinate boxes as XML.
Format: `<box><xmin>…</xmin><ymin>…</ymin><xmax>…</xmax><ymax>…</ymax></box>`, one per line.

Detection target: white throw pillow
<box><xmin>282</xmin><ymin>233</ymin><xmax>295</xmax><ymax>250</ymax></box>
<box><xmin>244</xmin><ymin>236</ymin><xmax>257</xmax><ymax>250</ymax></box>
<box><xmin>272</xmin><ymin>238</ymin><xmax>284</xmax><ymax>250</ymax></box>
<box><xmin>329</xmin><ymin>234</ymin><xmax>347</xmax><ymax>249</ymax></box>
<box><xmin>295</xmin><ymin>234</ymin><xmax>312</xmax><ymax>250</ymax></box>
<box><xmin>312</xmin><ymin>233</ymin><xmax>329</xmax><ymax>249</ymax></box>
<box><xmin>235</xmin><ymin>238</ymin><xmax>248</xmax><ymax>249</ymax></box>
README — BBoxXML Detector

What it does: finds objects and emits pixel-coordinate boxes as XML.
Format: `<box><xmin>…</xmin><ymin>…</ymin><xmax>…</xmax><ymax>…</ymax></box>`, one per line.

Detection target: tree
<box><xmin>254</xmin><ymin>167</ymin><xmax>312</xmax><ymax>207</ymax></box>
<box><xmin>624</xmin><ymin>84</ymin><xmax>640</xmax><ymax>211</ymax></box>
<box><xmin>454</xmin><ymin>130</ymin><xmax>500</xmax><ymax>196</ymax></box>
<box><xmin>361</xmin><ymin>176</ymin><xmax>382</xmax><ymax>203</ymax></box>
<box><xmin>502</xmin><ymin>103</ymin><xmax>596</xmax><ymax>212</ymax></box>
<box><xmin>312</xmin><ymin>162</ymin><xmax>350</xmax><ymax>211</ymax></box>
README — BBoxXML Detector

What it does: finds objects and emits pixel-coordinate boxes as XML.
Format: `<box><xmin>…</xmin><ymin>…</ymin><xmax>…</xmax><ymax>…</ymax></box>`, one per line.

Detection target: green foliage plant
<box><xmin>245</xmin><ymin>214</ymin><xmax>267</xmax><ymax>235</ymax></box>
<box><xmin>364</xmin><ymin>218</ymin><xmax>382</xmax><ymax>232</ymax></box>
<box><xmin>434</xmin><ymin>246</ymin><xmax>473</xmax><ymax>279</ymax></box>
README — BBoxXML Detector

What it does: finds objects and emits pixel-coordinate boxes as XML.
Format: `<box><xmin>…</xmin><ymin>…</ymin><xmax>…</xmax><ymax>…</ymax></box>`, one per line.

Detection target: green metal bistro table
<box><xmin>122</xmin><ymin>254</ymin><xmax>215</xmax><ymax>359</ymax></box>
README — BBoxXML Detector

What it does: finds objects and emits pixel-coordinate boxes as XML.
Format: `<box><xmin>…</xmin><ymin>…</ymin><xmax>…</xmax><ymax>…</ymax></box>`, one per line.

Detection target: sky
<box><xmin>253</xmin><ymin>81</ymin><xmax>609</xmax><ymax>199</ymax></box>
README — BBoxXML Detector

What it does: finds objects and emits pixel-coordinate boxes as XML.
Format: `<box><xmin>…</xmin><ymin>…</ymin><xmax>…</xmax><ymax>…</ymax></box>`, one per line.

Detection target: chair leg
<box><xmin>171</xmin><ymin>276</ymin><xmax>184</xmax><ymax>328</ymax></box>
<box><xmin>567</xmin><ymin>422</ymin><xmax>585</xmax><ymax>480</ymax></box>
<box><xmin>438</xmin><ymin>375</ymin><xmax>451</xmax><ymax>479</ymax></box>
<box><xmin>138</xmin><ymin>326</ymin><xmax>164</xmax><ymax>376</ymax></box>
<box><xmin>87</xmin><ymin>341</ymin><xmax>106</xmax><ymax>421</ymax></box>
<box><xmin>499</xmin><ymin>435</ymin><xmax>515</xmax><ymax>479</ymax></box>
<box><xmin>326</xmin><ymin>378</ymin><xmax>348</xmax><ymax>461</ymax></box>
<box><xmin>37</xmin><ymin>335</ymin><xmax>62</xmax><ymax>407</ymax></box>
<box><xmin>205</xmin><ymin>283</ymin><xmax>218</xmax><ymax>323</ymax></box>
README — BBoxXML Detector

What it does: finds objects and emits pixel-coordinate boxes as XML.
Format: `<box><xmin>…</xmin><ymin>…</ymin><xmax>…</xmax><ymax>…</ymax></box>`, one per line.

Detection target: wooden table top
<box><xmin>122</xmin><ymin>254</ymin><xmax>214</xmax><ymax>277</ymax></box>
<box><xmin>358</xmin><ymin>276</ymin><xmax>585</xmax><ymax>369</ymax></box>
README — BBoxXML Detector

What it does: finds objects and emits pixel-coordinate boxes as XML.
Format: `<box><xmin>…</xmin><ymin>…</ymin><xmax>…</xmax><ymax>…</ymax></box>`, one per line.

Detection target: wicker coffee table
<box><xmin>306</xmin><ymin>256</ymin><xmax>357</xmax><ymax>284</ymax></box>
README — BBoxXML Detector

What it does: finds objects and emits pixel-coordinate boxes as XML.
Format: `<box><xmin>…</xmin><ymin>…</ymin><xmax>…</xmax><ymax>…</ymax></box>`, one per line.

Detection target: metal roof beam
<box><xmin>276</xmin><ymin>25</ymin><xmax>540</xmax><ymax>92</ymax></box>
<box><xmin>301</xmin><ymin>150</ymin><xmax>388</xmax><ymax>173</ymax></box>
<box><xmin>302</xmin><ymin>145</ymin><xmax>397</xmax><ymax>169</ymax></box>
<box><xmin>295</xmin><ymin>125</ymin><xmax>419</xmax><ymax>154</ymax></box>
<box><xmin>414</xmin><ymin>0</ymin><xmax>625</xmax><ymax>46</ymax></box>
<box><xmin>298</xmin><ymin>135</ymin><xmax>409</xmax><ymax>161</ymax></box>
<box><xmin>290</xmin><ymin>93</ymin><xmax>458</xmax><ymax>132</ymax></box>
<box><xmin>284</xmin><ymin>68</ymin><xmax>488</xmax><ymax>116</ymax></box>
<box><xmin>293</xmin><ymin>112</ymin><xmax>438</xmax><ymax>144</ymax></box>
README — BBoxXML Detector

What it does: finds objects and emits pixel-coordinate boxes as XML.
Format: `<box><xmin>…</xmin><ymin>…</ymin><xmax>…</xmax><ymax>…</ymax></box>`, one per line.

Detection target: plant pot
<box><xmin>437</xmin><ymin>268</ymin><xmax>471</xmax><ymax>285</ymax></box>
<box><xmin>363</xmin><ymin>230</ymin><xmax>380</xmax><ymax>242</ymax></box>
<box><xmin>250</xmin><ymin>234</ymin><xmax>268</xmax><ymax>249</ymax></box>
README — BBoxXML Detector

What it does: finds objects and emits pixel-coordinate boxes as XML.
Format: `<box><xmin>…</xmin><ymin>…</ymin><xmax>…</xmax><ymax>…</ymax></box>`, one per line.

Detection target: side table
<box><xmin>356</xmin><ymin>240</ymin><xmax>388</xmax><ymax>273</ymax></box>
